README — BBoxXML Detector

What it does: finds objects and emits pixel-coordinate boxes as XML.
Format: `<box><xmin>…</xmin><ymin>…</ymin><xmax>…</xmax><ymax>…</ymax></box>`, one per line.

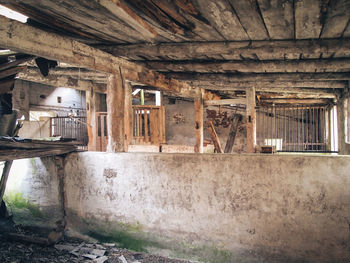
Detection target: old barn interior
<box><xmin>0</xmin><ymin>0</ymin><xmax>350</xmax><ymax>262</ymax></box>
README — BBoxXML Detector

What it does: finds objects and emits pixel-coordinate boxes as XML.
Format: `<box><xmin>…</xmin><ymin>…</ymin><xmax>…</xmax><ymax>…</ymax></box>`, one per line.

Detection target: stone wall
<box><xmin>62</xmin><ymin>152</ymin><xmax>350</xmax><ymax>262</ymax></box>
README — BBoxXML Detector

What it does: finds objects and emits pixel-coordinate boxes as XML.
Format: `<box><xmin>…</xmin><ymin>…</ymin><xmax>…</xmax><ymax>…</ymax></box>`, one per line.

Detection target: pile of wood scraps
<box><xmin>0</xmin><ymin>136</ymin><xmax>77</xmax><ymax>162</ymax></box>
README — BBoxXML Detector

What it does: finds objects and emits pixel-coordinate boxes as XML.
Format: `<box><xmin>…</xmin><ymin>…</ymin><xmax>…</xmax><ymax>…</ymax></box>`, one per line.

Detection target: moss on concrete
<box><xmin>4</xmin><ymin>191</ymin><xmax>47</xmax><ymax>220</ymax></box>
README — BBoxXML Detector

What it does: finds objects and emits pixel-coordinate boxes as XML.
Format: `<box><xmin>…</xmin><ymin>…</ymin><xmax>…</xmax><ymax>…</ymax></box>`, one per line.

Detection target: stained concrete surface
<box><xmin>5</xmin><ymin>152</ymin><xmax>350</xmax><ymax>262</ymax></box>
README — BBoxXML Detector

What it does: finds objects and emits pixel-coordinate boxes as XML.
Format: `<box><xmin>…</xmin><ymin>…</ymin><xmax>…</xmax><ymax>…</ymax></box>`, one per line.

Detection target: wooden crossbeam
<box><xmin>101</xmin><ymin>39</ymin><xmax>350</xmax><ymax>61</ymax></box>
<box><xmin>143</xmin><ymin>59</ymin><xmax>350</xmax><ymax>73</ymax></box>
<box><xmin>0</xmin><ymin>66</ymin><xmax>26</xmax><ymax>79</ymax></box>
<box><xmin>0</xmin><ymin>17</ymin><xmax>198</xmax><ymax>98</ymax></box>
<box><xmin>17</xmin><ymin>68</ymin><xmax>106</xmax><ymax>93</ymax></box>
<box><xmin>204</xmin><ymin>98</ymin><xmax>246</xmax><ymax>106</ymax></box>
<box><xmin>166</xmin><ymin>72</ymin><xmax>350</xmax><ymax>82</ymax></box>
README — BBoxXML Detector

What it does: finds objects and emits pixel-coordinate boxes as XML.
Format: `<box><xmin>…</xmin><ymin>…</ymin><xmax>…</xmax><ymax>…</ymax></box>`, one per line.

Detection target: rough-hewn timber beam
<box><xmin>0</xmin><ymin>65</ymin><xmax>26</xmax><ymax>79</ymax></box>
<box><xmin>259</xmin><ymin>99</ymin><xmax>332</xmax><ymax>105</ymax></box>
<box><xmin>0</xmin><ymin>17</ymin><xmax>198</xmax><ymax>97</ymax></box>
<box><xmin>185</xmin><ymin>80</ymin><xmax>347</xmax><ymax>90</ymax></box>
<box><xmin>258</xmin><ymin>93</ymin><xmax>336</xmax><ymax>99</ymax></box>
<box><xmin>204</xmin><ymin>98</ymin><xmax>246</xmax><ymax>106</ymax></box>
<box><xmin>166</xmin><ymin>72</ymin><xmax>350</xmax><ymax>82</ymax></box>
<box><xmin>101</xmin><ymin>39</ymin><xmax>350</xmax><ymax>61</ymax></box>
<box><xmin>17</xmin><ymin>68</ymin><xmax>106</xmax><ymax>93</ymax></box>
<box><xmin>143</xmin><ymin>59</ymin><xmax>350</xmax><ymax>73</ymax></box>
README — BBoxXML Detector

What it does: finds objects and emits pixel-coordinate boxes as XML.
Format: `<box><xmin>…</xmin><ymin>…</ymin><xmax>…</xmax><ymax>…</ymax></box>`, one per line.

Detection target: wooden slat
<box><xmin>227</xmin><ymin>0</ymin><xmax>269</xmax><ymax>40</ymax></box>
<box><xmin>144</xmin><ymin>59</ymin><xmax>350</xmax><ymax>73</ymax></box>
<box><xmin>144</xmin><ymin>109</ymin><xmax>149</xmax><ymax>143</ymax></box>
<box><xmin>295</xmin><ymin>0</ymin><xmax>323</xmax><ymax>39</ymax></box>
<box><xmin>194</xmin><ymin>0</ymin><xmax>248</xmax><ymax>41</ymax></box>
<box><xmin>246</xmin><ymin>87</ymin><xmax>256</xmax><ymax>153</ymax></box>
<box><xmin>207</xmin><ymin>120</ymin><xmax>223</xmax><ymax>153</ymax></box>
<box><xmin>102</xmin><ymin>39</ymin><xmax>350</xmax><ymax>61</ymax></box>
<box><xmin>257</xmin><ymin>0</ymin><xmax>294</xmax><ymax>39</ymax></box>
<box><xmin>194</xmin><ymin>93</ymin><xmax>204</xmax><ymax>153</ymax></box>
<box><xmin>204</xmin><ymin>98</ymin><xmax>246</xmax><ymax>106</ymax></box>
<box><xmin>321</xmin><ymin>0</ymin><xmax>350</xmax><ymax>38</ymax></box>
<box><xmin>0</xmin><ymin>66</ymin><xmax>26</xmax><ymax>79</ymax></box>
<box><xmin>224</xmin><ymin>114</ymin><xmax>242</xmax><ymax>153</ymax></box>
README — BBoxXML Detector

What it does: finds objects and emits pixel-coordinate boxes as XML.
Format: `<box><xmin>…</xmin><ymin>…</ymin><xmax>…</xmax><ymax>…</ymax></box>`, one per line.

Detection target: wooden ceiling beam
<box><xmin>184</xmin><ymin>80</ymin><xmax>347</xmax><ymax>90</ymax></box>
<box><xmin>0</xmin><ymin>17</ymin><xmax>198</xmax><ymax>98</ymax></box>
<box><xmin>0</xmin><ymin>66</ymin><xmax>26</xmax><ymax>79</ymax></box>
<box><xmin>143</xmin><ymin>59</ymin><xmax>350</xmax><ymax>73</ymax></box>
<box><xmin>259</xmin><ymin>98</ymin><xmax>332</xmax><ymax>105</ymax></box>
<box><xmin>17</xmin><ymin>68</ymin><xmax>106</xmax><ymax>93</ymax></box>
<box><xmin>101</xmin><ymin>39</ymin><xmax>350</xmax><ymax>60</ymax></box>
<box><xmin>166</xmin><ymin>72</ymin><xmax>350</xmax><ymax>82</ymax></box>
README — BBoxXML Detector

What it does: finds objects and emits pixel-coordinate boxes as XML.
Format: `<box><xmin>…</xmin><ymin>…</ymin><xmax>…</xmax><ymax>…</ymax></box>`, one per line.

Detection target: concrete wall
<box><xmin>63</xmin><ymin>152</ymin><xmax>350</xmax><ymax>262</ymax></box>
<box><xmin>12</xmin><ymin>80</ymin><xmax>86</xmax><ymax>119</ymax></box>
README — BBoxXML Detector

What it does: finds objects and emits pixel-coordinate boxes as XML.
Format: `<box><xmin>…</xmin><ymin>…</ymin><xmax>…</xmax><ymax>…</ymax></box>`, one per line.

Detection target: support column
<box><xmin>246</xmin><ymin>87</ymin><xmax>256</xmax><ymax>153</ymax></box>
<box><xmin>106</xmin><ymin>68</ymin><xmax>130</xmax><ymax>152</ymax></box>
<box><xmin>124</xmin><ymin>81</ymin><xmax>132</xmax><ymax>151</ymax></box>
<box><xmin>86</xmin><ymin>88</ymin><xmax>97</xmax><ymax>151</ymax></box>
<box><xmin>194</xmin><ymin>90</ymin><xmax>204</xmax><ymax>153</ymax></box>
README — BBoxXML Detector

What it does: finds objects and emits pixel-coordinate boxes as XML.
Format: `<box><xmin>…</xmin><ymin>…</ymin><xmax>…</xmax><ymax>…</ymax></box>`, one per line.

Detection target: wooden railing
<box><xmin>95</xmin><ymin>106</ymin><xmax>166</xmax><ymax>151</ymax></box>
<box><xmin>132</xmin><ymin>105</ymin><xmax>165</xmax><ymax>145</ymax></box>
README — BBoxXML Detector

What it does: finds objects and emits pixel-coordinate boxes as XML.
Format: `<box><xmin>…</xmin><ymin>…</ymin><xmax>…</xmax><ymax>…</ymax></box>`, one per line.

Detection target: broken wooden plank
<box><xmin>207</xmin><ymin>120</ymin><xmax>223</xmax><ymax>153</ymax></box>
<box><xmin>224</xmin><ymin>114</ymin><xmax>242</xmax><ymax>153</ymax></box>
<box><xmin>0</xmin><ymin>66</ymin><xmax>26</xmax><ymax>79</ymax></box>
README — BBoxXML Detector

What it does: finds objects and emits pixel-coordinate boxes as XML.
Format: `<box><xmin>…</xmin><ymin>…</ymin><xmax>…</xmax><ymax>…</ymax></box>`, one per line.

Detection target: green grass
<box><xmin>4</xmin><ymin>192</ymin><xmax>46</xmax><ymax>219</ymax></box>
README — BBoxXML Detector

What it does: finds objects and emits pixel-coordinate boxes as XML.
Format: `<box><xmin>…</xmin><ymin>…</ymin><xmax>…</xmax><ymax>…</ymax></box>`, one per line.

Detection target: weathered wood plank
<box><xmin>106</xmin><ymin>71</ymin><xmax>126</xmax><ymax>152</ymax></box>
<box><xmin>260</xmin><ymin>98</ymin><xmax>331</xmax><ymax>104</ymax></box>
<box><xmin>227</xmin><ymin>0</ymin><xmax>269</xmax><ymax>40</ymax></box>
<box><xmin>246</xmin><ymin>87</ymin><xmax>256</xmax><ymax>153</ymax></box>
<box><xmin>102</xmin><ymin>39</ymin><xmax>350</xmax><ymax>61</ymax></box>
<box><xmin>295</xmin><ymin>0</ymin><xmax>322</xmax><ymax>39</ymax></box>
<box><xmin>207</xmin><ymin>120</ymin><xmax>223</xmax><ymax>153</ymax></box>
<box><xmin>186</xmin><ymin>80</ymin><xmax>347</xmax><ymax>89</ymax></box>
<box><xmin>166</xmin><ymin>72</ymin><xmax>350</xmax><ymax>82</ymax></box>
<box><xmin>224</xmin><ymin>114</ymin><xmax>242</xmax><ymax>153</ymax></box>
<box><xmin>0</xmin><ymin>66</ymin><xmax>26</xmax><ymax>79</ymax></box>
<box><xmin>257</xmin><ymin>0</ymin><xmax>294</xmax><ymax>39</ymax></box>
<box><xmin>0</xmin><ymin>17</ymin><xmax>198</xmax><ymax>97</ymax></box>
<box><xmin>192</xmin><ymin>0</ymin><xmax>248</xmax><ymax>40</ymax></box>
<box><xmin>194</xmin><ymin>92</ymin><xmax>203</xmax><ymax>153</ymax></box>
<box><xmin>86</xmin><ymin>89</ymin><xmax>97</xmax><ymax>151</ymax></box>
<box><xmin>0</xmin><ymin>56</ymin><xmax>33</xmax><ymax>71</ymax></box>
<box><xmin>321</xmin><ymin>0</ymin><xmax>350</xmax><ymax>38</ymax></box>
<box><xmin>17</xmin><ymin>68</ymin><xmax>107</xmax><ymax>93</ymax></box>
<box><xmin>204</xmin><ymin>98</ymin><xmax>246</xmax><ymax>106</ymax></box>
<box><xmin>144</xmin><ymin>59</ymin><xmax>350</xmax><ymax>73</ymax></box>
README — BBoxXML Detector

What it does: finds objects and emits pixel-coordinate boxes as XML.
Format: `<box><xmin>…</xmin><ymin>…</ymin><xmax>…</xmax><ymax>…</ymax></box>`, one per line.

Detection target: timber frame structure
<box><xmin>0</xmin><ymin>0</ymin><xmax>349</xmax><ymax>154</ymax></box>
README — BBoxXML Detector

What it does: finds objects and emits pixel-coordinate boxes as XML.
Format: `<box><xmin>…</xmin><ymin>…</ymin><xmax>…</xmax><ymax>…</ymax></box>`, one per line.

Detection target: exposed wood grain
<box><xmin>0</xmin><ymin>56</ymin><xmax>34</xmax><ymax>71</ymax></box>
<box><xmin>258</xmin><ymin>92</ymin><xmax>336</xmax><ymax>99</ymax></box>
<box><xmin>224</xmin><ymin>114</ymin><xmax>242</xmax><ymax>153</ymax></box>
<box><xmin>103</xmin><ymin>39</ymin><xmax>350</xmax><ymax>61</ymax></box>
<box><xmin>295</xmin><ymin>0</ymin><xmax>322</xmax><ymax>39</ymax></box>
<box><xmin>260</xmin><ymin>98</ymin><xmax>331</xmax><ymax>105</ymax></box>
<box><xmin>207</xmin><ymin>120</ymin><xmax>223</xmax><ymax>153</ymax></box>
<box><xmin>0</xmin><ymin>17</ymin><xmax>198</xmax><ymax>97</ymax></box>
<box><xmin>166</xmin><ymin>72</ymin><xmax>350</xmax><ymax>82</ymax></box>
<box><xmin>204</xmin><ymin>98</ymin><xmax>246</xmax><ymax>106</ymax></box>
<box><xmin>321</xmin><ymin>0</ymin><xmax>350</xmax><ymax>38</ymax></box>
<box><xmin>227</xmin><ymin>0</ymin><xmax>269</xmax><ymax>40</ymax></box>
<box><xmin>246</xmin><ymin>87</ymin><xmax>256</xmax><ymax>153</ymax></box>
<box><xmin>106</xmin><ymin>71</ymin><xmax>126</xmax><ymax>152</ymax></box>
<box><xmin>192</xmin><ymin>0</ymin><xmax>248</xmax><ymax>40</ymax></box>
<box><xmin>86</xmin><ymin>89</ymin><xmax>97</xmax><ymax>151</ymax></box>
<box><xmin>185</xmin><ymin>80</ymin><xmax>346</xmax><ymax>89</ymax></box>
<box><xmin>144</xmin><ymin>59</ymin><xmax>350</xmax><ymax>73</ymax></box>
<box><xmin>17</xmin><ymin>68</ymin><xmax>107</xmax><ymax>93</ymax></box>
<box><xmin>194</xmin><ymin>91</ymin><xmax>203</xmax><ymax>153</ymax></box>
<box><xmin>0</xmin><ymin>66</ymin><xmax>26</xmax><ymax>79</ymax></box>
<box><xmin>257</xmin><ymin>0</ymin><xmax>294</xmax><ymax>39</ymax></box>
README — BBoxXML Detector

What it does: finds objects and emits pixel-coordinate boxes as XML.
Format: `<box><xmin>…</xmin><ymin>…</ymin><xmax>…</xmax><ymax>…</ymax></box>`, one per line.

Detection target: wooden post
<box><xmin>86</xmin><ymin>88</ymin><xmax>97</xmax><ymax>151</ymax></box>
<box><xmin>194</xmin><ymin>90</ymin><xmax>204</xmax><ymax>153</ymax></box>
<box><xmin>106</xmin><ymin>68</ymin><xmax>130</xmax><ymax>152</ymax></box>
<box><xmin>124</xmin><ymin>81</ymin><xmax>132</xmax><ymax>151</ymax></box>
<box><xmin>246</xmin><ymin>87</ymin><xmax>256</xmax><ymax>153</ymax></box>
<box><xmin>224</xmin><ymin>114</ymin><xmax>242</xmax><ymax>153</ymax></box>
